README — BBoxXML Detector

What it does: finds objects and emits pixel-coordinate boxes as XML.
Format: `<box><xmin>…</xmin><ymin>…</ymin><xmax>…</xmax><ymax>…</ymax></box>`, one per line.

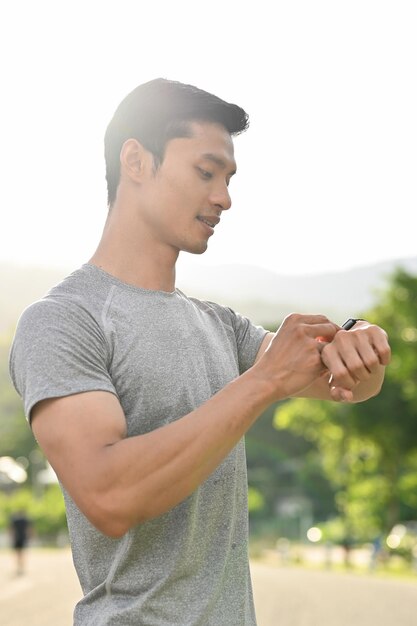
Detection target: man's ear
<box><xmin>119</xmin><ymin>139</ymin><xmax>150</xmax><ymax>183</ymax></box>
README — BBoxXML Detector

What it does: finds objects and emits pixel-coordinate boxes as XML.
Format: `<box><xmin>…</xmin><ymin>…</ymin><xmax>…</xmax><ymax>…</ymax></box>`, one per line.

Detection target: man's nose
<box><xmin>210</xmin><ymin>184</ymin><xmax>232</xmax><ymax>211</ymax></box>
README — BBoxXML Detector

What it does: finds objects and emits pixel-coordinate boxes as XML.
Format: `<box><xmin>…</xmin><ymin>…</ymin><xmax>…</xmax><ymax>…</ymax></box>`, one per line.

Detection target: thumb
<box><xmin>330</xmin><ymin>385</ymin><xmax>353</xmax><ymax>403</ymax></box>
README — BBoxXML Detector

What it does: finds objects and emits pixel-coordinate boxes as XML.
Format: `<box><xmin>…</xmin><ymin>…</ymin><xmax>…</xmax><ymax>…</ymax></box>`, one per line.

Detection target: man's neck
<box><xmin>89</xmin><ymin>210</ymin><xmax>178</xmax><ymax>293</ymax></box>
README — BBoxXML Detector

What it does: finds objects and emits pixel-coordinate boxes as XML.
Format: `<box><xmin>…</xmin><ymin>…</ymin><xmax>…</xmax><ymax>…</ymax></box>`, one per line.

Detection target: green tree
<box><xmin>274</xmin><ymin>268</ymin><xmax>417</xmax><ymax>539</ymax></box>
<box><xmin>0</xmin><ymin>485</ymin><xmax>67</xmax><ymax>540</ymax></box>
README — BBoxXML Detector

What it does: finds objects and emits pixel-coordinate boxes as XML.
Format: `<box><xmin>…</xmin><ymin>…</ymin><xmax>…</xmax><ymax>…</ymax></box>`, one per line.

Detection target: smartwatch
<box><xmin>342</xmin><ymin>318</ymin><xmax>365</xmax><ymax>330</ymax></box>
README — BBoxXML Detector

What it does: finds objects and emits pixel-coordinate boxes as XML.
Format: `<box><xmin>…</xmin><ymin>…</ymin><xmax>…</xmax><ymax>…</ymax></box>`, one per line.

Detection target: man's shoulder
<box><xmin>45</xmin><ymin>263</ymin><xmax>107</xmax><ymax>301</ymax></box>
<box><xmin>24</xmin><ymin>265</ymin><xmax>108</xmax><ymax>310</ymax></box>
<box><xmin>14</xmin><ymin>264</ymin><xmax>111</xmax><ymax>336</ymax></box>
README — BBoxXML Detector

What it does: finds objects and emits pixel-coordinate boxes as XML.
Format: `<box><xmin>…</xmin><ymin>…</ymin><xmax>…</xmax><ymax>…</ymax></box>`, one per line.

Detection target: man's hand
<box><xmin>255</xmin><ymin>313</ymin><xmax>340</xmax><ymax>400</ymax></box>
<box><xmin>321</xmin><ymin>320</ymin><xmax>391</xmax><ymax>402</ymax></box>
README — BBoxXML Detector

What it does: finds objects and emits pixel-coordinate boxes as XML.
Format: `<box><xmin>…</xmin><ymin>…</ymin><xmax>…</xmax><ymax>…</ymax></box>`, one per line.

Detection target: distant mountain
<box><xmin>176</xmin><ymin>256</ymin><xmax>417</xmax><ymax>327</ymax></box>
<box><xmin>1</xmin><ymin>257</ymin><xmax>417</xmax><ymax>336</ymax></box>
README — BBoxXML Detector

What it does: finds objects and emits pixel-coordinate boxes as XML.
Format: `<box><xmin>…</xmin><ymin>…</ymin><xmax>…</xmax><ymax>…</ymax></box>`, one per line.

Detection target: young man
<box><xmin>9</xmin><ymin>78</ymin><xmax>390</xmax><ymax>625</ymax></box>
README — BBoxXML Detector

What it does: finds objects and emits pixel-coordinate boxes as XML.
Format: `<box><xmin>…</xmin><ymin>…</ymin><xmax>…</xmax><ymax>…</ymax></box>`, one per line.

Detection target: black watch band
<box><xmin>342</xmin><ymin>318</ymin><xmax>365</xmax><ymax>330</ymax></box>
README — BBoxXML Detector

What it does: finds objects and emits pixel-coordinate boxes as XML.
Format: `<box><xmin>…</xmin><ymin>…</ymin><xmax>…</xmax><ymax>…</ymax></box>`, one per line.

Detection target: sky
<box><xmin>1</xmin><ymin>0</ymin><xmax>416</xmax><ymax>277</ymax></box>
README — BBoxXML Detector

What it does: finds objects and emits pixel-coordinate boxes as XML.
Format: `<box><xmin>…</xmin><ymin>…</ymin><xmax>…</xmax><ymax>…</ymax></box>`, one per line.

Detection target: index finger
<box><xmin>304</xmin><ymin>322</ymin><xmax>339</xmax><ymax>341</ymax></box>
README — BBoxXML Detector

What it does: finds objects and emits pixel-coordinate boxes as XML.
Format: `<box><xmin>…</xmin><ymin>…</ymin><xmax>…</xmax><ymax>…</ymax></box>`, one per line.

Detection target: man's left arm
<box><xmin>254</xmin><ymin>320</ymin><xmax>391</xmax><ymax>403</ymax></box>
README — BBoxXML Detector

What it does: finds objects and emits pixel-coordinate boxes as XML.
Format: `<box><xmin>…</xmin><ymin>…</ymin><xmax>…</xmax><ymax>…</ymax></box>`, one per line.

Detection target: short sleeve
<box><xmin>226</xmin><ymin>308</ymin><xmax>268</xmax><ymax>373</ymax></box>
<box><xmin>9</xmin><ymin>298</ymin><xmax>117</xmax><ymax>422</ymax></box>
<box><xmin>198</xmin><ymin>300</ymin><xmax>268</xmax><ymax>374</ymax></box>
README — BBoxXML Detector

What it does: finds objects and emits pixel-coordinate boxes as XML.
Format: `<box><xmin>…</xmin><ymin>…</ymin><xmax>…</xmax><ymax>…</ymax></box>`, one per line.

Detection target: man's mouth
<box><xmin>197</xmin><ymin>216</ymin><xmax>219</xmax><ymax>228</ymax></box>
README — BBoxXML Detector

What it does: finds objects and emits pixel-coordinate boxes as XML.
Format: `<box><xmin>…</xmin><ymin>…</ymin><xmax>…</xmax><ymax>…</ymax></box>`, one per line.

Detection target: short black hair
<box><xmin>104</xmin><ymin>78</ymin><xmax>249</xmax><ymax>207</ymax></box>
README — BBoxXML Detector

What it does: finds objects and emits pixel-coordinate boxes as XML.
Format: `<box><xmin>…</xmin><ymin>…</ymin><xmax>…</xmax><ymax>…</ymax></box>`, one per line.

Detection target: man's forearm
<box><xmin>89</xmin><ymin>368</ymin><xmax>276</xmax><ymax>536</ymax></box>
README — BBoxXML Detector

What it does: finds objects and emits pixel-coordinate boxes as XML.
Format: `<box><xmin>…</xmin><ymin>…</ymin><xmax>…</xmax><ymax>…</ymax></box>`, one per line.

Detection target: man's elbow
<box><xmin>91</xmin><ymin>515</ymin><xmax>130</xmax><ymax>539</ymax></box>
<box><xmin>79</xmin><ymin>490</ymin><xmax>141</xmax><ymax>539</ymax></box>
<box><xmin>88</xmin><ymin>496</ymin><xmax>170</xmax><ymax>537</ymax></box>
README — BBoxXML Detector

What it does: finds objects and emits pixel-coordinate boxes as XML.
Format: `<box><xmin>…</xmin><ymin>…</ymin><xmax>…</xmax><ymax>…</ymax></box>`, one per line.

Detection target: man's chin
<box><xmin>182</xmin><ymin>242</ymin><xmax>209</xmax><ymax>255</ymax></box>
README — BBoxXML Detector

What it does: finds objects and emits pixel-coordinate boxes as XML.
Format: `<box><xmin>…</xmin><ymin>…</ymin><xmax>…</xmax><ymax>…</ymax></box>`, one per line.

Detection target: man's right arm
<box><xmin>32</xmin><ymin>375</ymin><xmax>272</xmax><ymax>537</ymax></box>
<box><xmin>32</xmin><ymin>313</ymin><xmax>339</xmax><ymax>537</ymax></box>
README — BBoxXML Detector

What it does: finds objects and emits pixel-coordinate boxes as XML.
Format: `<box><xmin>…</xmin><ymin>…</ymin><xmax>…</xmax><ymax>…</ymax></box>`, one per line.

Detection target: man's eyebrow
<box><xmin>201</xmin><ymin>153</ymin><xmax>237</xmax><ymax>176</ymax></box>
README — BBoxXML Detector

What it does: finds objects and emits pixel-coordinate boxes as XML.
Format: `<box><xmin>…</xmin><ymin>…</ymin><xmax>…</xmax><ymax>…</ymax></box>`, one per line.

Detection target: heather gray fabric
<box><xmin>10</xmin><ymin>263</ymin><xmax>267</xmax><ymax>625</ymax></box>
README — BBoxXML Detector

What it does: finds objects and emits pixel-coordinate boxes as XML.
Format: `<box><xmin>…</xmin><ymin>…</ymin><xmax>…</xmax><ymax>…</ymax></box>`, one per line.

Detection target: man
<box><xmin>9</xmin><ymin>509</ymin><xmax>32</xmax><ymax>575</ymax></box>
<box><xmin>9</xmin><ymin>78</ymin><xmax>390</xmax><ymax>625</ymax></box>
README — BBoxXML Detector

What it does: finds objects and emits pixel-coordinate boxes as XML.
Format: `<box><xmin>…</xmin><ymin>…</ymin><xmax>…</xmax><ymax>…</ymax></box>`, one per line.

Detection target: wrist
<box><xmin>247</xmin><ymin>361</ymin><xmax>288</xmax><ymax>405</ymax></box>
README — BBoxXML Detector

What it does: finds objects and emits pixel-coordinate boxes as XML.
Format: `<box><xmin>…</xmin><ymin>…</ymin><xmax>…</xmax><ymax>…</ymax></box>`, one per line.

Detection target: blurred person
<box><xmin>9</xmin><ymin>509</ymin><xmax>32</xmax><ymax>575</ymax></box>
<box><xmin>369</xmin><ymin>534</ymin><xmax>386</xmax><ymax>571</ymax></box>
<box><xmin>9</xmin><ymin>78</ymin><xmax>391</xmax><ymax>625</ymax></box>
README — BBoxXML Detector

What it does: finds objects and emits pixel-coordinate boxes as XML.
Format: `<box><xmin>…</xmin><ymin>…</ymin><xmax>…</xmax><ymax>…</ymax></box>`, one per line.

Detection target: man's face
<box><xmin>140</xmin><ymin>121</ymin><xmax>237</xmax><ymax>256</ymax></box>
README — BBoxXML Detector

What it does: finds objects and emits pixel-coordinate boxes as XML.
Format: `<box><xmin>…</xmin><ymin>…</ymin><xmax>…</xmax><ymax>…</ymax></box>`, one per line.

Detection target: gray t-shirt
<box><xmin>9</xmin><ymin>264</ymin><xmax>267</xmax><ymax>626</ymax></box>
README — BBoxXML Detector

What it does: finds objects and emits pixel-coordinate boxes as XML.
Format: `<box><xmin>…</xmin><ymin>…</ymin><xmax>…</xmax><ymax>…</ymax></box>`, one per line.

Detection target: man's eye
<box><xmin>197</xmin><ymin>168</ymin><xmax>213</xmax><ymax>180</ymax></box>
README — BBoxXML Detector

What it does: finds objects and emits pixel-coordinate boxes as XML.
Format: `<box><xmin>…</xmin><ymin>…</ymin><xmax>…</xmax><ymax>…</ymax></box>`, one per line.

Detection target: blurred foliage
<box><xmin>248</xmin><ymin>486</ymin><xmax>265</xmax><ymax>514</ymax></box>
<box><xmin>273</xmin><ymin>268</ymin><xmax>417</xmax><ymax>542</ymax></box>
<box><xmin>0</xmin><ymin>484</ymin><xmax>67</xmax><ymax>540</ymax></box>
<box><xmin>246</xmin><ymin>401</ymin><xmax>336</xmax><ymax>537</ymax></box>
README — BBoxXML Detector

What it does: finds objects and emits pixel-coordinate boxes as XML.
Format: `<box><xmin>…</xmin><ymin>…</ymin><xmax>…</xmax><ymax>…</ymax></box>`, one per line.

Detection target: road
<box><xmin>252</xmin><ymin>561</ymin><xmax>417</xmax><ymax>626</ymax></box>
<box><xmin>1</xmin><ymin>549</ymin><xmax>416</xmax><ymax>625</ymax></box>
